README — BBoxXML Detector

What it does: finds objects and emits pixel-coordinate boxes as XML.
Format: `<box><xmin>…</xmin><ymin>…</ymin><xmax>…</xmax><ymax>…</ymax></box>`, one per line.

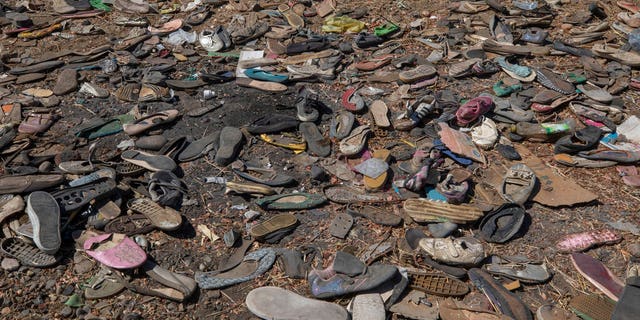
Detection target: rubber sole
<box><xmin>26</xmin><ymin>191</ymin><xmax>61</xmax><ymax>254</ymax></box>
<box><xmin>214</xmin><ymin>126</ymin><xmax>243</xmax><ymax>166</ymax></box>
<box><xmin>403</xmin><ymin>198</ymin><xmax>484</xmax><ymax>224</ymax></box>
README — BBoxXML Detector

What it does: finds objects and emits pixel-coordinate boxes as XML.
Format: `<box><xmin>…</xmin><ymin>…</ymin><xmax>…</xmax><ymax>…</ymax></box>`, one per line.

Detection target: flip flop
<box><xmin>26</xmin><ymin>191</ymin><xmax>61</xmax><ymax>255</ymax></box>
<box><xmin>330</xmin><ymin>111</ymin><xmax>355</xmax><ymax>139</ymax></box>
<box><xmin>0</xmin><ymin>237</ymin><xmax>59</xmax><ymax>267</ymax></box>
<box><xmin>455</xmin><ymin>96</ymin><xmax>493</xmax><ymax>126</ymax></box>
<box><xmin>362</xmin><ymin>149</ymin><xmax>391</xmax><ymax>191</ymax></box>
<box><xmin>177</xmin><ymin>131</ymin><xmax>220</xmax><ymax>162</ymax></box>
<box><xmin>104</xmin><ymin>214</ymin><xmax>155</xmax><ymax>235</ymax></box>
<box><xmin>247</xmin><ymin>286</ymin><xmax>348</xmax><ymax>320</ymax></box>
<box><xmin>232</xmin><ymin>162</ymin><xmax>295</xmax><ymax>187</ymax></box>
<box><xmin>300</xmin><ymin>122</ymin><xmax>331</xmax><ymax>157</ymax></box>
<box><xmin>399</xmin><ymin>64</ymin><xmax>437</xmax><ymax>83</ymax></box>
<box><xmin>121</xmin><ymin>150</ymin><xmax>177</xmax><ymax>171</ymax></box>
<box><xmin>147</xmin><ymin>19</ymin><xmax>182</xmax><ymax>35</ymax></box>
<box><xmin>556</xmin><ymin>229</ymin><xmax>622</xmax><ymax>252</ymax></box>
<box><xmin>244</xmin><ymin>68</ymin><xmax>289</xmax><ymax>83</ymax></box>
<box><xmin>84</xmin><ymin>268</ymin><xmax>126</xmax><ymax>300</ymax></box>
<box><xmin>369</xmin><ymin>100</ymin><xmax>391</xmax><ymax>128</ymax></box>
<box><xmin>323</xmin><ymin>184</ymin><xmax>389</xmax><ymax>203</ymax></box>
<box><xmin>354</xmin><ymin>55</ymin><xmax>394</xmax><ymax>71</ymax></box>
<box><xmin>129</xmin><ymin>198</ymin><xmax>182</xmax><ymax>231</ymax></box>
<box><xmin>235</xmin><ymin>77</ymin><xmax>288</xmax><ymax>92</ymax></box>
<box><xmin>571</xmin><ymin>253</ymin><xmax>624</xmax><ymax>301</ymax></box>
<box><xmin>255</xmin><ymin>193</ymin><xmax>326</xmax><ymax>210</ymax></box>
<box><xmin>577</xmin><ymin>83</ymin><xmax>613</xmax><ymax>103</ymax></box>
<box><xmin>195</xmin><ymin>248</ymin><xmax>277</xmax><ymax>289</ymax></box>
<box><xmin>278</xmin><ymin>4</ymin><xmax>304</xmax><ymax>29</ymax></box>
<box><xmin>341</xmin><ymin>87</ymin><xmax>365</xmax><ymax>112</ymax></box>
<box><xmin>214</xmin><ymin>126</ymin><xmax>243</xmax><ymax>166</ymax></box>
<box><xmin>250</xmin><ymin>214</ymin><xmax>298</xmax><ymax>240</ymax></box>
<box><xmin>408</xmin><ymin>271</ymin><xmax>469</xmax><ymax>296</ymax></box>
<box><xmin>403</xmin><ymin>198</ymin><xmax>484</xmax><ymax>224</ymax></box>
<box><xmin>83</xmin><ymin>233</ymin><xmax>147</xmax><ymax>269</ymax></box>
<box><xmin>122</xmin><ymin>109</ymin><xmax>179</xmax><ymax>136</ymax></box>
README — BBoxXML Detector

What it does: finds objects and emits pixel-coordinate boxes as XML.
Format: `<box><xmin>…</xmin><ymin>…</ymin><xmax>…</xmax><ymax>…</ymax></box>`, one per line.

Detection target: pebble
<box><xmin>45</xmin><ymin>279</ymin><xmax>56</xmax><ymax>290</ymax></box>
<box><xmin>61</xmin><ymin>307</ymin><xmax>73</xmax><ymax>318</ymax></box>
<box><xmin>310</xmin><ymin>165</ymin><xmax>327</xmax><ymax>181</ymax></box>
<box><xmin>628</xmin><ymin>243</ymin><xmax>640</xmax><ymax>258</ymax></box>
<box><xmin>62</xmin><ymin>285</ymin><xmax>74</xmax><ymax>296</ymax></box>
<box><xmin>1</xmin><ymin>258</ymin><xmax>19</xmax><ymax>271</ymax></box>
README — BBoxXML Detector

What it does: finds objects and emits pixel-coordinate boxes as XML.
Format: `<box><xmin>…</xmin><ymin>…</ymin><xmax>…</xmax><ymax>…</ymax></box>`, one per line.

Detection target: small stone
<box><xmin>310</xmin><ymin>165</ymin><xmax>327</xmax><ymax>182</ymax></box>
<box><xmin>38</xmin><ymin>161</ymin><xmax>53</xmax><ymax>173</ymax></box>
<box><xmin>207</xmin><ymin>290</ymin><xmax>221</xmax><ymax>299</ymax></box>
<box><xmin>61</xmin><ymin>306</ymin><xmax>73</xmax><ymax>318</ymax></box>
<box><xmin>560</xmin><ymin>23</ymin><xmax>572</xmax><ymax>32</ymax></box>
<box><xmin>45</xmin><ymin>279</ymin><xmax>56</xmax><ymax>290</ymax></box>
<box><xmin>628</xmin><ymin>243</ymin><xmax>640</xmax><ymax>258</ymax></box>
<box><xmin>428</xmin><ymin>221</ymin><xmax>458</xmax><ymax>238</ymax></box>
<box><xmin>62</xmin><ymin>285</ymin><xmax>74</xmax><ymax>296</ymax></box>
<box><xmin>53</xmin><ymin>69</ymin><xmax>78</xmax><ymax>96</ymax></box>
<box><xmin>40</xmin><ymin>96</ymin><xmax>60</xmax><ymax>107</ymax></box>
<box><xmin>1</xmin><ymin>258</ymin><xmax>19</xmax><ymax>271</ymax></box>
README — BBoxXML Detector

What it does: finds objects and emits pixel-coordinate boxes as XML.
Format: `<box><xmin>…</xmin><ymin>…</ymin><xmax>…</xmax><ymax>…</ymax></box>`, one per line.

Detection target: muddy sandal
<box><xmin>52</xmin><ymin>178</ymin><xmax>116</xmax><ymax>212</ymax></box>
<box><xmin>128</xmin><ymin>198</ymin><xmax>182</xmax><ymax>231</ymax></box>
<box><xmin>84</xmin><ymin>267</ymin><xmax>126</xmax><ymax>300</ymax></box>
<box><xmin>104</xmin><ymin>214</ymin><xmax>155</xmax><ymax>235</ymax></box>
<box><xmin>0</xmin><ymin>237</ymin><xmax>59</xmax><ymax>267</ymax></box>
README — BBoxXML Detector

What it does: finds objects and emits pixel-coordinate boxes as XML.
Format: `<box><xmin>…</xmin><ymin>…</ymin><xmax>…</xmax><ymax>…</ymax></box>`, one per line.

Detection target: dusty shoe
<box><xmin>418</xmin><ymin>237</ymin><xmax>485</xmax><ymax>266</ymax></box>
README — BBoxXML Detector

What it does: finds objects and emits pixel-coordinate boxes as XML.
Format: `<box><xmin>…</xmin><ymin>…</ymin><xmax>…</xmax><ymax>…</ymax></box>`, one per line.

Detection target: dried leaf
<box><xmin>197</xmin><ymin>224</ymin><xmax>219</xmax><ymax>244</ymax></box>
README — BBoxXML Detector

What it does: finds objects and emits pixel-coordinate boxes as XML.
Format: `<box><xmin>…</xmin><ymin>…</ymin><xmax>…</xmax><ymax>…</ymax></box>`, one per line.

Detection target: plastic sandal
<box><xmin>128</xmin><ymin>198</ymin><xmax>182</xmax><ymax>231</ymax></box>
<box><xmin>52</xmin><ymin>178</ymin><xmax>116</xmax><ymax>212</ymax></box>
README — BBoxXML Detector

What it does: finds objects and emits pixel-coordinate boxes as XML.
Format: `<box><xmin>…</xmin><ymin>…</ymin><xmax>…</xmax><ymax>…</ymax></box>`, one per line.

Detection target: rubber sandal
<box><xmin>115</xmin><ymin>161</ymin><xmax>146</xmax><ymax>176</ymax></box>
<box><xmin>369</xmin><ymin>100</ymin><xmax>391</xmax><ymax>128</ymax></box>
<box><xmin>354</xmin><ymin>55</ymin><xmax>394</xmax><ymax>72</ymax></box>
<box><xmin>250</xmin><ymin>214</ymin><xmax>298</xmax><ymax>240</ymax></box>
<box><xmin>177</xmin><ymin>131</ymin><xmax>220</xmax><ymax>162</ymax></box>
<box><xmin>103</xmin><ymin>214</ymin><xmax>152</xmax><ymax>236</ymax></box>
<box><xmin>468</xmin><ymin>268</ymin><xmax>533</xmax><ymax>320</ymax></box>
<box><xmin>52</xmin><ymin>178</ymin><xmax>116</xmax><ymax>212</ymax></box>
<box><xmin>323</xmin><ymin>184</ymin><xmax>390</xmax><ymax>204</ymax></box>
<box><xmin>215</xmin><ymin>126</ymin><xmax>243</xmax><ymax>166</ymax></box>
<box><xmin>195</xmin><ymin>248</ymin><xmax>276</xmax><ymax>289</ymax></box>
<box><xmin>143</xmin><ymin>260</ymin><xmax>197</xmax><ymax>301</ymax></box>
<box><xmin>485</xmin><ymin>257</ymin><xmax>551</xmax><ymax>284</ymax></box>
<box><xmin>556</xmin><ymin>229</ymin><xmax>622</xmax><ymax>253</ymax></box>
<box><xmin>403</xmin><ymin>198</ymin><xmax>483</xmax><ymax>224</ymax></box>
<box><xmin>479</xmin><ymin>203</ymin><xmax>526</xmax><ymax>243</ymax></box>
<box><xmin>235</xmin><ymin>77</ymin><xmax>287</xmax><ymax>92</ymax></box>
<box><xmin>341</xmin><ymin>87</ymin><xmax>365</xmax><ymax>112</ymax></box>
<box><xmin>255</xmin><ymin>193</ymin><xmax>326</xmax><ymax>210</ymax></box>
<box><xmin>407</xmin><ymin>271</ymin><xmax>469</xmax><ymax>296</ymax></box>
<box><xmin>329</xmin><ymin>212</ymin><xmax>353</xmax><ymax>239</ymax></box>
<box><xmin>0</xmin><ymin>237</ymin><xmax>59</xmax><ymax>267</ymax></box>
<box><xmin>244</xmin><ymin>68</ymin><xmax>289</xmax><ymax>83</ymax></box>
<box><xmin>278</xmin><ymin>4</ymin><xmax>304</xmax><ymax>28</ymax></box>
<box><xmin>84</xmin><ymin>268</ymin><xmax>126</xmax><ymax>300</ymax></box>
<box><xmin>232</xmin><ymin>162</ymin><xmax>295</xmax><ymax>187</ymax></box>
<box><xmin>571</xmin><ymin>253</ymin><xmax>624</xmax><ymax>301</ymax></box>
<box><xmin>121</xmin><ymin>149</ymin><xmax>177</xmax><ymax>172</ymax></box>
<box><xmin>300</xmin><ymin>122</ymin><xmax>331</xmax><ymax>157</ymax></box>
<box><xmin>330</xmin><ymin>111</ymin><xmax>355</xmax><ymax>139</ymax></box>
<box><xmin>374</xmin><ymin>22</ymin><xmax>400</xmax><ymax>37</ymax></box>
<box><xmin>399</xmin><ymin>64</ymin><xmax>437</xmax><ymax>83</ymax></box>
<box><xmin>122</xmin><ymin>109</ymin><xmax>179</xmax><ymax>136</ymax></box>
<box><xmin>569</xmin><ymin>294</ymin><xmax>615</xmax><ymax>320</ymax></box>
<box><xmin>247</xmin><ymin>286</ymin><xmax>348</xmax><ymax>320</ymax></box>
<box><xmin>339</xmin><ymin>125</ymin><xmax>371</xmax><ymax>156</ymax></box>
<box><xmin>84</xmin><ymin>233</ymin><xmax>147</xmax><ymax>269</ymax></box>
<box><xmin>217</xmin><ymin>238</ymin><xmax>254</xmax><ymax>272</ymax></box>
<box><xmin>129</xmin><ymin>198</ymin><xmax>182</xmax><ymax>231</ymax></box>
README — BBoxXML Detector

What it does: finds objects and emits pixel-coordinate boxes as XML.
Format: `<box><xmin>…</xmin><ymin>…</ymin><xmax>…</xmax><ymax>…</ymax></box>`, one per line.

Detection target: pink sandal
<box><xmin>556</xmin><ymin>229</ymin><xmax>621</xmax><ymax>253</ymax></box>
<box><xmin>455</xmin><ymin>96</ymin><xmax>493</xmax><ymax>126</ymax></box>
<box><xmin>84</xmin><ymin>233</ymin><xmax>147</xmax><ymax>269</ymax></box>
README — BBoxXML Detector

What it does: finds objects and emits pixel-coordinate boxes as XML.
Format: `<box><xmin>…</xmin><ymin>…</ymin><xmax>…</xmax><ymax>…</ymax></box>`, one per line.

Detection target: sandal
<box><xmin>128</xmin><ymin>198</ymin><xmax>182</xmax><ymax>231</ymax></box>
<box><xmin>52</xmin><ymin>178</ymin><xmax>116</xmax><ymax>212</ymax></box>
<box><xmin>84</xmin><ymin>233</ymin><xmax>147</xmax><ymax>269</ymax></box>
<box><xmin>0</xmin><ymin>237</ymin><xmax>59</xmax><ymax>267</ymax></box>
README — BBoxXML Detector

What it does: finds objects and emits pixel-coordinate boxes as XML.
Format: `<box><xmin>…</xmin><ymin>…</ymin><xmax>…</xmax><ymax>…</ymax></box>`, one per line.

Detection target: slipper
<box><xmin>121</xmin><ymin>150</ymin><xmax>177</xmax><ymax>172</ymax></box>
<box><xmin>52</xmin><ymin>178</ymin><xmax>117</xmax><ymax>212</ymax></box>
<box><xmin>455</xmin><ymin>96</ymin><xmax>493</xmax><ymax>126</ymax></box>
<box><xmin>354</xmin><ymin>32</ymin><xmax>385</xmax><ymax>49</ymax></box>
<box><xmin>129</xmin><ymin>198</ymin><xmax>182</xmax><ymax>231</ymax></box>
<box><xmin>339</xmin><ymin>125</ymin><xmax>371</xmax><ymax>156</ymax></box>
<box><xmin>142</xmin><ymin>260</ymin><xmax>197</xmax><ymax>301</ymax></box>
<box><xmin>264</xmin><ymin>25</ymin><xmax>297</xmax><ymax>39</ymax></box>
<box><xmin>571</xmin><ymin>253</ymin><xmax>624</xmax><ymax>301</ymax></box>
<box><xmin>316</xmin><ymin>0</ymin><xmax>336</xmax><ymax>17</ymax></box>
<box><xmin>369</xmin><ymin>100</ymin><xmax>391</xmax><ymax>128</ymax></box>
<box><xmin>346</xmin><ymin>203</ymin><xmax>402</xmax><ymax>226</ymax></box>
<box><xmin>300</xmin><ymin>122</ymin><xmax>331</xmax><ymax>157</ymax></box>
<box><xmin>403</xmin><ymin>198</ymin><xmax>484</xmax><ymax>224</ymax></box>
<box><xmin>122</xmin><ymin>109</ymin><xmax>179</xmax><ymax>136</ymax></box>
<box><xmin>419</xmin><ymin>237</ymin><xmax>485</xmax><ymax>266</ymax></box>
<box><xmin>0</xmin><ymin>196</ymin><xmax>24</xmax><ymax>225</ymax></box>
<box><xmin>482</xmin><ymin>39</ymin><xmax>531</xmax><ymax>56</ymax></box>
<box><xmin>451</xmin><ymin>1</ymin><xmax>489</xmax><ymax>13</ymax></box>
<box><xmin>232</xmin><ymin>162</ymin><xmax>295</xmax><ymax>187</ymax></box>
<box><xmin>485</xmin><ymin>257</ymin><xmax>551</xmax><ymax>284</ymax></box>
<box><xmin>556</xmin><ymin>229</ymin><xmax>622</xmax><ymax>253</ymax></box>
<box><xmin>246</xmin><ymin>114</ymin><xmax>299</xmax><ymax>134</ymax></box>
<box><xmin>147</xmin><ymin>19</ymin><xmax>182</xmax><ymax>35</ymax></box>
<box><xmin>341</xmin><ymin>87</ymin><xmax>365</xmax><ymax>112</ymax></box>
<box><xmin>83</xmin><ymin>233</ymin><xmax>147</xmax><ymax>269</ymax></box>
<box><xmin>329</xmin><ymin>212</ymin><xmax>353</xmax><ymax>239</ymax></box>
<box><xmin>362</xmin><ymin>149</ymin><xmax>391</xmax><ymax>191</ymax></box>
<box><xmin>215</xmin><ymin>126</ymin><xmax>243</xmax><ymax>166</ymax></box>
<box><xmin>479</xmin><ymin>203</ymin><xmax>526</xmax><ymax>243</ymax></box>
<box><xmin>250</xmin><ymin>213</ymin><xmax>298</xmax><ymax>239</ymax></box>
<box><xmin>500</xmin><ymin>163</ymin><xmax>537</xmax><ymax>205</ymax></box>
<box><xmin>235</xmin><ymin>77</ymin><xmax>287</xmax><ymax>92</ymax></box>
<box><xmin>330</xmin><ymin>111</ymin><xmax>355</xmax><ymax>139</ymax></box>
<box><xmin>570</xmin><ymin>294</ymin><xmax>615</xmax><ymax>320</ymax></box>
<box><xmin>84</xmin><ymin>268</ymin><xmax>126</xmax><ymax>300</ymax></box>
<box><xmin>244</xmin><ymin>68</ymin><xmax>289</xmax><ymax>83</ymax></box>
<box><xmin>177</xmin><ymin>131</ymin><xmax>220</xmax><ymax>162</ymax></box>
<box><xmin>246</xmin><ymin>286</ymin><xmax>348</xmax><ymax>320</ymax></box>
<box><xmin>104</xmin><ymin>214</ymin><xmax>155</xmax><ymax>235</ymax></box>
<box><xmin>468</xmin><ymin>268</ymin><xmax>533</xmax><ymax>320</ymax></box>
<box><xmin>0</xmin><ymin>237</ymin><xmax>59</xmax><ymax>267</ymax></box>
<box><xmin>354</xmin><ymin>55</ymin><xmax>394</xmax><ymax>72</ymax></box>
<box><xmin>408</xmin><ymin>271</ymin><xmax>469</xmax><ymax>297</ymax></box>
<box><xmin>278</xmin><ymin>4</ymin><xmax>304</xmax><ymax>29</ymax></box>
<box><xmin>18</xmin><ymin>113</ymin><xmax>57</xmax><ymax>134</ymax></box>
<box><xmin>195</xmin><ymin>248</ymin><xmax>276</xmax><ymax>289</ymax></box>
<box><xmin>26</xmin><ymin>191</ymin><xmax>61</xmax><ymax>255</ymax></box>
<box><xmin>255</xmin><ymin>193</ymin><xmax>326</xmax><ymax>210</ymax></box>
<box><xmin>578</xmin><ymin>149</ymin><xmax>640</xmax><ymax>163</ymax></box>
<box><xmin>577</xmin><ymin>83</ymin><xmax>613</xmax><ymax>103</ymax></box>
<box><xmin>592</xmin><ymin>43</ymin><xmax>640</xmax><ymax>67</ymax></box>
<box><xmin>399</xmin><ymin>64</ymin><xmax>437</xmax><ymax>83</ymax></box>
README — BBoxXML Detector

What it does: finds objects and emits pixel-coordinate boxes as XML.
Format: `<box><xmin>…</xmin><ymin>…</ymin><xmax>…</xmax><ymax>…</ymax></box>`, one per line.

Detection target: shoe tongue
<box><xmin>332</xmin><ymin>251</ymin><xmax>366</xmax><ymax>276</ymax></box>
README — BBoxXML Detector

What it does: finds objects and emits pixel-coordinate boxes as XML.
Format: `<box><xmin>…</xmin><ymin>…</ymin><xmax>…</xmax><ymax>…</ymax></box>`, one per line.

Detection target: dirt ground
<box><xmin>0</xmin><ymin>0</ymin><xmax>639</xmax><ymax>319</ymax></box>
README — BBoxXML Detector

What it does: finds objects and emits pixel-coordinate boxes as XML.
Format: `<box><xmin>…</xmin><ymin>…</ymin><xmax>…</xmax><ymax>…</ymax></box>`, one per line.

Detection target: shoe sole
<box><xmin>26</xmin><ymin>191</ymin><xmax>61</xmax><ymax>255</ymax></box>
<box><xmin>408</xmin><ymin>271</ymin><xmax>469</xmax><ymax>296</ymax></box>
<box><xmin>214</xmin><ymin>127</ymin><xmax>243</xmax><ymax>166</ymax></box>
<box><xmin>403</xmin><ymin>198</ymin><xmax>483</xmax><ymax>224</ymax></box>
